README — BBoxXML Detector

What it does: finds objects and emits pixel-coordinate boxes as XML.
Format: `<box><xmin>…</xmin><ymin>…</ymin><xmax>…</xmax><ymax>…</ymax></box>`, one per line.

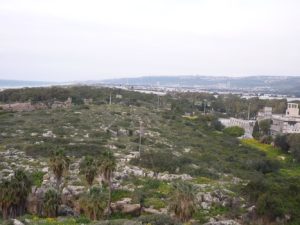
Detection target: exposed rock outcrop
<box><xmin>111</xmin><ymin>198</ymin><xmax>141</xmax><ymax>216</ymax></box>
<box><xmin>12</xmin><ymin>219</ymin><xmax>25</xmax><ymax>225</ymax></box>
<box><xmin>204</xmin><ymin>220</ymin><xmax>241</xmax><ymax>225</ymax></box>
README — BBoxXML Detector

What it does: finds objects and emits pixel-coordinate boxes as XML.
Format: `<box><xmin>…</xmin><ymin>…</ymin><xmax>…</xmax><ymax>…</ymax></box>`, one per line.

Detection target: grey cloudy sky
<box><xmin>0</xmin><ymin>0</ymin><xmax>300</xmax><ymax>81</ymax></box>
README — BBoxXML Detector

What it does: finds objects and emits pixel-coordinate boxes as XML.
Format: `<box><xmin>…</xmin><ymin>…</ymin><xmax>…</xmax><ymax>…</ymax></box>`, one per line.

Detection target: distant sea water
<box><xmin>0</xmin><ymin>85</ymin><xmax>52</xmax><ymax>90</ymax></box>
<box><xmin>0</xmin><ymin>80</ymin><xmax>53</xmax><ymax>89</ymax></box>
<box><xmin>0</xmin><ymin>80</ymin><xmax>71</xmax><ymax>90</ymax></box>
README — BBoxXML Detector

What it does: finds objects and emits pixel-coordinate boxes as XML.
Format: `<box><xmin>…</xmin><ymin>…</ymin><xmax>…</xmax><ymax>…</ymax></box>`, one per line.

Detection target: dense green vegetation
<box><xmin>1</xmin><ymin>86</ymin><xmax>300</xmax><ymax>224</ymax></box>
<box><xmin>274</xmin><ymin>134</ymin><xmax>300</xmax><ymax>162</ymax></box>
<box><xmin>252</xmin><ymin>119</ymin><xmax>273</xmax><ymax>143</ymax></box>
<box><xmin>242</xmin><ymin>139</ymin><xmax>300</xmax><ymax>224</ymax></box>
<box><xmin>0</xmin><ymin>85</ymin><xmax>292</xmax><ymax>119</ymax></box>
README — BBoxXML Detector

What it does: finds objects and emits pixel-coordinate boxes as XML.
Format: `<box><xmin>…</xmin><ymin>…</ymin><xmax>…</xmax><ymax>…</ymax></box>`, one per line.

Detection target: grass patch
<box><xmin>16</xmin><ymin>215</ymin><xmax>91</xmax><ymax>225</ymax></box>
<box><xmin>241</xmin><ymin>139</ymin><xmax>283</xmax><ymax>159</ymax></box>
<box><xmin>182</xmin><ymin>115</ymin><xmax>198</xmax><ymax>120</ymax></box>
<box><xmin>192</xmin><ymin>176</ymin><xmax>215</xmax><ymax>184</ymax></box>
<box><xmin>111</xmin><ymin>189</ymin><xmax>132</xmax><ymax>202</ymax></box>
<box><xmin>144</xmin><ymin>197</ymin><xmax>166</xmax><ymax>209</ymax></box>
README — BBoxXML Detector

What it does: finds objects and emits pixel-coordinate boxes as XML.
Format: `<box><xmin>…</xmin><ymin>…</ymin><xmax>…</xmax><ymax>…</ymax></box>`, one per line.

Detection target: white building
<box><xmin>259</xmin><ymin>103</ymin><xmax>300</xmax><ymax>135</ymax></box>
<box><xmin>219</xmin><ymin>103</ymin><xmax>300</xmax><ymax>137</ymax></box>
<box><xmin>219</xmin><ymin>117</ymin><xmax>255</xmax><ymax>138</ymax></box>
<box><xmin>257</xmin><ymin>107</ymin><xmax>272</xmax><ymax>121</ymax></box>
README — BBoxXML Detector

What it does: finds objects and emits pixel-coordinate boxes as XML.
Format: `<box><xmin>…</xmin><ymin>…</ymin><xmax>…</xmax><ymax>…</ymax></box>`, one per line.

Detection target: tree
<box><xmin>169</xmin><ymin>181</ymin><xmax>197</xmax><ymax>222</ymax></box>
<box><xmin>0</xmin><ymin>180</ymin><xmax>14</xmax><ymax>220</ymax></box>
<box><xmin>49</xmin><ymin>149</ymin><xmax>70</xmax><ymax>191</ymax></box>
<box><xmin>99</xmin><ymin>151</ymin><xmax>116</xmax><ymax>216</ymax></box>
<box><xmin>211</xmin><ymin>117</ymin><xmax>224</xmax><ymax>131</ymax></box>
<box><xmin>80</xmin><ymin>156</ymin><xmax>98</xmax><ymax>187</ymax></box>
<box><xmin>252</xmin><ymin>121</ymin><xmax>260</xmax><ymax>139</ymax></box>
<box><xmin>259</xmin><ymin>119</ymin><xmax>272</xmax><ymax>136</ymax></box>
<box><xmin>274</xmin><ymin>135</ymin><xmax>289</xmax><ymax>152</ymax></box>
<box><xmin>43</xmin><ymin>189</ymin><xmax>60</xmax><ymax>218</ymax></box>
<box><xmin>11</xmin><ymin>170</ymin><xmax>32</xmax><ymax>217</ymax></box>
<box><xmin>0</xmin><ymin>170</ymin><xmax>32</xmax><ymax>220</ymax></box>
<box><xmin>287</xmin><ymin>134</ymin><xmax>300</xmax><ymax>162</ymax></box>
<box><xmin>79</xmin><ymin>187</ymin><xmax>108</xmax><ymax>220</ymax></box>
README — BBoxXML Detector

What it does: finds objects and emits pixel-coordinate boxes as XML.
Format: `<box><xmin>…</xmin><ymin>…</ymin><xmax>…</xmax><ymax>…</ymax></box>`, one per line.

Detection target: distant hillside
<box><xmin>3</xmin><ymin>76</ymin><xmax>300</xmax><ymax>95</ymax></box>
<box><xmin>102</xmin><ymin>75</ymin><xmax>300</xmax><ymax>95</ymax></box>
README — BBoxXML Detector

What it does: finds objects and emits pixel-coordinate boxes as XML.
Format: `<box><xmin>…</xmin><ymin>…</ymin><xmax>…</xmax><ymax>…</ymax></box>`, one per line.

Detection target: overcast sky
<box><xmin>0</xmin><ymin>0</ymin><xmax>300</xmax><ymax>81</ymax></box>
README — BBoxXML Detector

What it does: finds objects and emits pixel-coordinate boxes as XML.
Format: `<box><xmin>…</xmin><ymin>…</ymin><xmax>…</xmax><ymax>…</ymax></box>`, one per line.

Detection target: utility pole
<box><xmin>109</xmin><ymin>93</ymin><xmax>112</xmax><ymax>105</ymax></box>
<box><xmin>204</xmin><ymin>100</ymin><xmax>207</xmax><ymax>114</ymax></box>
<box><xmin>157</xmin><ymin>95</ymin><xmax>160</xmax><ymax>109</ymax></box>
<box><xmin>138</xmin><ymin>120</ymin><xmax>143</xmax><ymax>159</ymax></box>
<box><xmin>248</xmin><ymin>103</ymin><xmax>251</xmax><ymax>120</ymax></box>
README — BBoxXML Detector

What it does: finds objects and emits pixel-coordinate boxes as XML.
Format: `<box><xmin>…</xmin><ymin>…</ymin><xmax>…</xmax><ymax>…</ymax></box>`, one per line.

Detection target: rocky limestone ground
<box><xmin>10</xmin><ymin>218</ymin><xmax>243</xmax><ymax>225</ymax></box>
<box><xmin>0</xmin><ymin>149</ymin><xmax>44</xmax><ymax>180</ymax></box>
<box><xmin>0</xmin><ymin>105</ymin><xmax>257</xmax><ymax>224</ymax></box>
<box><xmin>0</xmin><ymin>147</ymin><xmax>253</xmax><ymax>225</ymax></box>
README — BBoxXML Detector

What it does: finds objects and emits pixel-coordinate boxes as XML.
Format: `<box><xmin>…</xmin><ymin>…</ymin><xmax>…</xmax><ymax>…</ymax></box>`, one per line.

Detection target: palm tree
<box><xmin>79</xmin><ymin>156</ymin><xmax>98</xmax><ymax>187</ymax></box>
<box><xmin>169</xmin><ymin>181</ymin><xmax>198</xmax><ymax>222</ymax></box>
<box><xmin>49</xmin><ymin>149</ymin><xmax>70</xmax><ymax>191</ymax></box>
<box><xmin>99</xmin><ymin>150</ymin><xmax>116</xmax><ymax>216</ymax></box>
<box><xmin>0</xmin><ymin>170</ymin><xmax>32</xmax><ymax>220</ymax></box>
<box><xmin>79</xmin><ymin>187</ymin><xmax>108</xmax><ymax>220</ymax></box>
<box><xmin>0</xmin><ymin>180</ymin><xmax>15</xmax><ymax>220</ymax></box>
<box><xmin>11</xmin><ymin>170</ymin><xmax>32</xmax><ymax>217</ymax></box>
<box><xmin>43</xmin><ymin>188</ymin><xmax>60</xmax><ymax>217</ymax></box>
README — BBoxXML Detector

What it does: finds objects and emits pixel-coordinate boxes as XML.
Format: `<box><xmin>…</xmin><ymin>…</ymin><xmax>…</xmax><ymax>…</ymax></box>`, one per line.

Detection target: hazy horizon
<box><xmin>1</xmin><ymin>0</ymin><xmax>300</xmax><ymax>82</ymax></box>
<box><xmin>1</xmin><ymin>74</ymin><xmax>300</xmax><ymax>83</ymax></box>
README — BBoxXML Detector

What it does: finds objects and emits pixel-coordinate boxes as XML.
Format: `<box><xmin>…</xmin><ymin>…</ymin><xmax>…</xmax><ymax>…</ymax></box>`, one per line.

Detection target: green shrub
<box><xmin>223</xmin><ymin>126</ymin><xmax>245</xmax><ymax>137</ymax></box>
<box><xmin>274</xmin><ymin>134</ymin><xmax>289</xmax><ymax>152</ymax></box>
<box><xmin>137</xmin><ymin>214</ymin><xmax>180</xmax><ymax>225</ymax></box>
<box><xmin>211</xmin><ymin>118</ymin><xmax>224</xmax><ymax>131</ymax></box>
<box><xmin>31</xmin><ymin>170</ymin><xmax>45</xmax><ymax>187</ymax></box>
<box><xmin>75</xmin><ymin>216</ymin><xmax>91</xmax><ymax>223</ymax></box>
<box><xmin>287</xmin><ymin>134</ymin><xmax>300</xmax><ymax>162</ymax></box>
<box><xmin>251</xmin><ymin>159</ymin><xmax>280</xmax><ymax>174</ymax></box>
<box><xmin>43</xmin><ymin>189</ymin><xmax>60</xmax><ymax>218</ymax></box>
<box><xmin>111</xmin><ymin>189</ymin><xmax>132</xmax><ymax>202</ymax></box>
<box><xmin>79</xmin><ymin>187</ymin><xmax>108</xmax><ymax>220</ymax></box>
<box><xmin>243</xmin><ymin>175</ymin><xmax>300</xmax><ymax>222</ymax></box>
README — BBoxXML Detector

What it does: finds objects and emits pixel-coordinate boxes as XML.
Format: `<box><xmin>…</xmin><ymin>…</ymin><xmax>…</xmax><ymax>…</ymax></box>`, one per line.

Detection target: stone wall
<box><xmin>51</xmin><ymin>97</ymin><xmax>72</xmax><ymax>109</ymax></box>
<box><xmin>219</xmin><ymin>118</ymin><xmax>255</xmax><ymax>138</ymax></box>
<box><xmin>0</xmin><ymin>97</ymin><xmax>72</xmax><ymax>112</ymax></box>
<box><xmin>0</xmin><ymin>102</ymin><xmax>47</xmax><ymax>112</ymax></box>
